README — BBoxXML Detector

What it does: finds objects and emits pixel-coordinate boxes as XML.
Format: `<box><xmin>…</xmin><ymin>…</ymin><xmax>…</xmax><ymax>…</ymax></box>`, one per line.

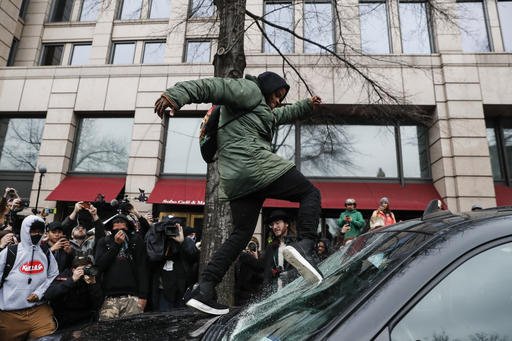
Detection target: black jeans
<box><xmin>201</xmin><ymin>167</ymin><xmax>321</xmax><ymax>285</ymax></box>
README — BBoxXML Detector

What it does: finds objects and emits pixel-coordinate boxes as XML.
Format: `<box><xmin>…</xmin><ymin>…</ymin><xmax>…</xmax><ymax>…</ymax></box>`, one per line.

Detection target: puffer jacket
<box><xmin>163</xmin><ymin>75</ymin><xmax>314</xmax><ymax>201</ymax></box>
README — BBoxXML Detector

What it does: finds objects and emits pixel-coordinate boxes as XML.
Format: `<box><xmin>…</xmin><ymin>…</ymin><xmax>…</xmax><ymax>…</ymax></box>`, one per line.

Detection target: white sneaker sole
<box><xmin>283</xmin><ymin>246</ymin><xmax>323</xmax><ymax>284</ymax></box>
<box><xmin>186</xmin><ymin>298</ymin><xmax>229</xmax><ymax>315</ymax></box>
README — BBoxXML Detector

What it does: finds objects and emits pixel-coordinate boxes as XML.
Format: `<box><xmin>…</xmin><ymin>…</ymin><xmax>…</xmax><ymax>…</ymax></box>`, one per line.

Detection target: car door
<box><xmin>386</xmin><ymin>239</ymin><xmax>512</xmax><ymax>340</ymax></box>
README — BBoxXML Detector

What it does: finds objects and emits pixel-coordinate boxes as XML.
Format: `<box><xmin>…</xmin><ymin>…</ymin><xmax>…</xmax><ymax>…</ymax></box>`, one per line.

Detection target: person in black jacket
<box><xmin>147</xmin><ymin>217</ymin><xmax>199</xmax><ymax>311</ymax></box>
<box><xmin>235</xmin><ymin>237</ymin><xmax>264</xmax><ymax>306</ymax></box>
<box><xmin>44</xmin><ymin>221</ymin><xmax>75</xmax><ymax>273</ymax></box>
<box><xmin>95</xmin><ymin>214</ymin><xmax>149</xmax><ymax>320</ymax></box>
<box><xmin>44</xmin><ymin>255</ymin><xmax>103</xmax><ymax>329</ymax></box>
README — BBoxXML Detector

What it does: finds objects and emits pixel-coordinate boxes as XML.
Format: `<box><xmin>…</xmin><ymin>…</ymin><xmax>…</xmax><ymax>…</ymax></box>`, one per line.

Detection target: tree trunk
<box><xmin>199</xmin><ymin>0</ymin><xmax>247</xmax><ymax>306</ymax></box>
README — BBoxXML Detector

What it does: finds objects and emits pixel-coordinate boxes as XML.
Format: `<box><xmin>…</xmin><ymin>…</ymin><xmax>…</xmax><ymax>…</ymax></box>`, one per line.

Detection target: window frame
<box><xmin>388</xmin><ymin>237</ymin><xmax>512</xmax><ymax>336</ymax></box>
<box><xmin>359</xmin><ymin>0</ymin><xmax>392</xmax><ymax>54</ymax></box>
<box><xmin>497</xmin><ymin>0</ymin><xmax>512</xmax><ymax>52</ymax></box>
<box><xmin>397</xmin><ymin>0</ymin><xmax>435</xmax><ymax>54</ymax></box>
<box><xmin>188</xmin><ymin>0</ymin><xmax>215</xmax><ymax>18</ymax></box>
<box><xmin>142</xmin><ymin>40</ymin><xmax>166</xmax><ymax>64</ymax></box>
<box><xmin>79</xmin><ymin>0</ymin><xmax>101</xmax><ymax>21</ymax></box>
<box><xmin>303</xmin><ymin>0</ymin><xmax>335</xmax><ymax>54</ymax></box>
<box><xmin>262</xmin><ymin>0</ymin><xmax>295</xmax><ymax>54</ymax></box>
<box><xmin>148</xmin><ymin>0</ymin><xmax>171</xmax><ymax>19</ymax></box>
<box><xmin>486</xmin><ymin>116</ymin><xmax>512</xmax><ymax>186</ymax></box>
<box><xmin>39</xmin><ymin>43</ymin><xmax>64</xmax><ymax>66</ymax></box>
<box><xmin>183</xmin><ymin>39</ymin><xmax>211</xmax><ymax>63</ymax></box>
<box><xmin>116</xmin><ymin>0</ymin><xmax>143</xmax><ymax>20</ymax></box>
<box><xmin>69</xmin><ymin>42</ymin><xmax>92</xmax><ymax>65</ymax></box>
<box><xmin>109</xmin><ymin>41</ymin><xmax>136</xmax><ymax>64</ymax></box>
<box><xmin>7</xmin><ymin>38</ymin><xmax>19</xmax><ymax>66</ymax></box>
<box><xmin>456</xmin><ymin>0</ymin><xmax>493</xmax><ymax>52</ymax></box>
<box><xmin>69</xmin><ymin>114</ymin><xmax>134</xmax><ymax>175</ymax></box>
<box><xmin>48</xmin><ymin>0</ymin><xmax>74</xmax><ymax>22</ymax></box>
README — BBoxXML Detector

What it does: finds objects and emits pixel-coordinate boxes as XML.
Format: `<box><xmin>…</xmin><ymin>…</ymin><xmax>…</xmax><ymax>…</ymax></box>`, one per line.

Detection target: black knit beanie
<box><xmin>257</xmin><ymin>71</ymin><xmax>290</xmax><ymax>99</ymax></box>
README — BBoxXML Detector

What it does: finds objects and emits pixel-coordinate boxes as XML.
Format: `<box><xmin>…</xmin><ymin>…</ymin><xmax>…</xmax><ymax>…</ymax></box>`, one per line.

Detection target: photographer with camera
<box><xmin>336</xmin><ymin>198</ymin><xmax>365</xmax><ymax>247</ymax></box>
<box><xmin>62</xmin><ymin>201</ymin><xmax>105</xmax><ymax>261</ymax></box>
<box><xmin>0</xmin><ymin>187</ymin><xmax>29</xmax><ymax>236</ymax></box>
<box><xmin>235</xmin><ymin>236</ymin><xmax>264</xmax><ymax>306</ymax></box>
<box><xmin>44</xmin><ymin>222</ymin><xmax>75</xmax><ymax>273</ymax></box>
<box><xmin>261</xmin><ymin>210</ymin><xmax>297</xmax><ymax>293</ymax></box>
<box><xmin>44</xmin><ymin>255</ymin><xmax>103</xmax><ymax>329</ymax></box>
<box><xmin>95</xmin><ymin>214</ymin><xmax>149</xmax><ymax>320</ymax></box>
<box><xmin>146</xmin><ymin>216</ymin><xmax>199</xmax><ymax>312</ymax></box>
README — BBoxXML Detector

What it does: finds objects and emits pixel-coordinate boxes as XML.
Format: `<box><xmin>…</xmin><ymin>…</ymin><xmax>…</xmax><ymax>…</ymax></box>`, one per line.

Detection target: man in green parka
<box><xmin>154</xmin><ymin>72</ymin><xmax>322</xmax><ymax>315</ymax></box>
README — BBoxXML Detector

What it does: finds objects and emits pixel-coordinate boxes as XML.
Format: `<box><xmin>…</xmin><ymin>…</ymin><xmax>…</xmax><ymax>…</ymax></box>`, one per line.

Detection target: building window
<box><xmin>360</xmin><ymin>1</ymin><xmax>390</xmax><ymax>54</ymax></box>
<box><xmin>274</xmin><ymin>125</ymin><xmax>295</xmax><ymax>162</ymax></box>
<box><xmin>304</xmin><ymin>1</ymin><xmax>334</xmax><ymax>53</ymax></box>
<box><xmin>7</xmin><ymin>39</ymin><xmax>19</xmax><ymax>66</ymax></box>
<box><xmin>49</xmin><ymin>0</ymin><xmax>73</xmax><ymax>22</ymax></box>
<box><xmin>40</xmin><ymin>44</ymin><xmax>64</xmax><ymax>65</ymax></box>
<box><xmin>299</xmin><ymin>124</ymin><xmax>429</xmax><ymax>179</ymax></box>
<box><xmin>79</xmin><ymin>0</ymin><xmax>101</xmax><ymax>21</ymax></box>
<box><xmin>189</xmin><ymin>0</ymin><xmax>214</xmax><ymax>17</ymax></box>
<box><xmin>71</xmin><ymin>117</ymin><xmax>133</xmax><ymax>173</ymax></box>
<box><xmin>19</xmin><ymin>0</ymin><xmax>30</xmax><ymax>19</ymax></box>
<box><xmin>498</xmin><ymin>0</ymin><xmax>512</xmax><ymax>52</ymax></box>
<box><xmin>0</xmin><ymin>118</ymin><xmax>45</xmax><ymax>171</ymax></box>
<box><xmin>163</xmin><ymin>118</ymin><xmax>206</xmax><ymax>175</ymax></box>
<box><xmin>149</xmin><ymin>0</ymin><xmax>170</xmax><ymax>19</ymax></box>
<box><xmin>110</xmin><ymin>42</ymin><xmax>135</xmax><ymax>64</ymax></box>
<box><xmin>142</xmin><ymin>41</ymin><xmax>166</xmax><ymax>64</ymax></box>
<box><xmin>399</xmin><ymin>1</ymin><xmax>432</xmax><ymax>53</ymax></box>
<box><xmin>263</xmin><ymin>1</ymin><xmax>294</xmax><ymax>53</ymax></box>
<box><xmin>486</xmin><ymin>118</ymin><xmax>512</xmax><ymax>183</ymax></box>
<box><xmin>69</xmin><ymin>43</ymin><xmax>91</xmax><ymax>65</ymax></box>
<box><xmin>457</xmin><ymin>1</ymin><xmax>490</xmax><ymax>52</ymax></box>
<box><xmin>118</xmin><ymin>0</ymin><xmax>142</xmax><ymax>19</ymax></box>
<box><xmin>185</xmin><ymin>40</ymin><xmax>211</xmax><ymax>63</ymax></box>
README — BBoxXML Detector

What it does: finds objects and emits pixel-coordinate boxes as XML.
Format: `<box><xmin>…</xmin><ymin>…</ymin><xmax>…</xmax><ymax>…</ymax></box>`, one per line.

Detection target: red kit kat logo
<box><xmin>20</xmin><ymin>261</ymin><xmax>44</xmax><ymax>274</ymax></box>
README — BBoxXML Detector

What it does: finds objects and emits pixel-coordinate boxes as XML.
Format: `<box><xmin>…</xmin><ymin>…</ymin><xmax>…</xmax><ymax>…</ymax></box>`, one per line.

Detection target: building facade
<box><xmin>0</xmin><ymin>0</ymin><xmax>511</xmax><ymax>237</ymax></box>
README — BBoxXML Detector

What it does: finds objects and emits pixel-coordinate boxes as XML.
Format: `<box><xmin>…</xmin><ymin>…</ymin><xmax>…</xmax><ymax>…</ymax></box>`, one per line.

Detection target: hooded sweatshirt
<box><xmin>0</xmin><ymin>215</ymin><xmax>59</xmax><ymax>311</ymax></box>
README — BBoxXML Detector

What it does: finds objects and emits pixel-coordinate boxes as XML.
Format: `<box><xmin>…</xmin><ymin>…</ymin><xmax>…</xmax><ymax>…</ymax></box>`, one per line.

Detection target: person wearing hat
<box><xmin>261</xmin><ymin>210</ymin><xmax>298</xmax><ymax>293</ymax></box>
<box><xmin>370</xmin><ymin>197</ymin><xmax>396</xmax><ymax>229</ymax></box>
<box><xmin>337</xmin><ymin>198</ymin><xmax>366</xmax><ymax>246</ymax></box>
<box><xmin>0</xmin><ymin>215</ymin><xmax>59</xmax><ymax>341</ymax></box>
<box><xmin>95</xmin><ymin>214</ymin><xmax>149</xmax><ymax>320</ymax></box>
<box><xmin>155</xmin><ymin>72</ymin><xmax>323</xmax><ymax>315</ymax></box>
<box><xmin>44</xmin><ymin>221</ymin><xmax>75</xmax><ymax>273</ymax></box>
<box><xmin>44</xmin><ymin>255</ymin><xmax>102</xmax><ymax>329</ymax></box>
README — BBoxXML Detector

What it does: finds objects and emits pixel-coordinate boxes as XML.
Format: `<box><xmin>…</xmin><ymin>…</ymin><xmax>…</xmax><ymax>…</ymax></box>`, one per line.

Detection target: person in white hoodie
<box><xmin>0</xmin><ymin>215</ymin><xmax>59</xmax><ymax>341</ymax></box>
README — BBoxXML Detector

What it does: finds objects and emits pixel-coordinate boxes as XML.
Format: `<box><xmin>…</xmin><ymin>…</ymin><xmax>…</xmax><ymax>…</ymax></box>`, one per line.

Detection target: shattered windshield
<box><xmin>229</xmin><ymin>220</ymin><xmax>431</xmax><ymax>341</ymax></box>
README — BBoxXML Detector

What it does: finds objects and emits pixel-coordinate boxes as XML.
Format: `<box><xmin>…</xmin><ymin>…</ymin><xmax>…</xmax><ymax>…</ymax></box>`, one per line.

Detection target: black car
<box><xmin>52</xmin><ymin>202</ymin><xmax>512</xmax><ymax>340</ymax></box>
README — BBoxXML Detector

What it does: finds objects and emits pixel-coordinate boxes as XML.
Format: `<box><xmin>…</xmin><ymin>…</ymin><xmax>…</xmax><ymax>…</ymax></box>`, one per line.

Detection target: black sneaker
<box><xmin>185</xmin><ymin>283</ymin><xmax>229</xmax><ymax>315</ymax></box>
<box><xmin>283</xmin><ymin>239</ymin><xmax>323</xmax><ymax>284</ymax></box>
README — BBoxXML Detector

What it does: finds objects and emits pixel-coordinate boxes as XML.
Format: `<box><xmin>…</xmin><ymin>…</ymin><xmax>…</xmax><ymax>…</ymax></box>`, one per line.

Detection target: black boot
<box><xmin>283</xmin><ymin>239</ymin><xmax>323</xmax><ymax>284</ymax></box>
<box><xmin>185</xmin><ymin>282</ymin><xmax>229</xmax><ymax>315</ymax></box>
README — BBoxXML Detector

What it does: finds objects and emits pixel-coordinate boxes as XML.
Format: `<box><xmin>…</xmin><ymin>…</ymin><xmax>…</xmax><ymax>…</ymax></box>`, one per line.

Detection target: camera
<box><xmin>83</xmin><ymin>265</ymin><xmax>99</xmax><ymax>277</ymax></box>
<box><xmin>247</xmin><ymin>241</ymin><xmax>258</xmax><ymax>252</ymax></box>
<box><xmin>155</xmin><ymin>216</ymin><xmax>181</xmax><ymax>237</ymax></box>
<box><xmin>44</xmin><ymin>208</ymin><xmax>57</xmax><ymax>214</ymax></box>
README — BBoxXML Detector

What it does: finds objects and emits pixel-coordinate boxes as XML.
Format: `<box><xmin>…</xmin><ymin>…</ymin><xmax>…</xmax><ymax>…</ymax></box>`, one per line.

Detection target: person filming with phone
<box><xmin>44</xmin><ymin>221</ymin><xmax>75</xmax><ymax>273</ymax></box>
<box><xmin>337</xmin><ymin>198</ymin><xmax>366</xmax><ymax>247</ymax></box>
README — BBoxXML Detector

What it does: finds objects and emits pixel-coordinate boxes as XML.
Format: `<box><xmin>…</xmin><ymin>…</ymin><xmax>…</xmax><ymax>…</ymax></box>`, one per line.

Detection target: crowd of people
<box><xmin>0</xmin><ymin>185</ymin><xmax>397</xmax><ymax>340</ymax></box>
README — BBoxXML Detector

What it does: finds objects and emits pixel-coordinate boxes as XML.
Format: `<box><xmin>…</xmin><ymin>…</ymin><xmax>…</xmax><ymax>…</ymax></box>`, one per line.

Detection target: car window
<box><xmin>391</xmin><ymin>241</ymin><xmax>512</xmax><ymax>340</ymax></box>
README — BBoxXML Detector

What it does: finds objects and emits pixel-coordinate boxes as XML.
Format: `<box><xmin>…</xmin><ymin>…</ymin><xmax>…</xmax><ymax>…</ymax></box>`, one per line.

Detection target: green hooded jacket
<box><xmin>163</xmin><ymin>75</ymin><xmax>314</xmax><ymax>201</ymax></box>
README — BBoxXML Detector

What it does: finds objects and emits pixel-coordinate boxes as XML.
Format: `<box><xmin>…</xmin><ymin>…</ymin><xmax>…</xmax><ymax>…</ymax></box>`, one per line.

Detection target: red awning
<box><xmin>46</xmin><ymin>176</ymin><xmax>125</xmax><ymax>202</ymax></box>
<box><xmin>495</xmin><ymin>183</ymin><xmax>512</xmax><ymax>206</ymax></box>
<box><xmin>148</xmin><ymin>178</ymin><xmax>206</xmax><ymax>205</ymax></box>
<box><xmin>148</xmin><ymin>178</ymin><xmax>440</xmax><ymax>211</ymax></box>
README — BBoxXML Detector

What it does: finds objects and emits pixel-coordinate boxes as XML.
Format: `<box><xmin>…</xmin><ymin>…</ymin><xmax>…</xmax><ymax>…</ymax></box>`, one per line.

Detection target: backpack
<box><xmin>1</xmin><ymin>243</ymin><xmax>51</xmax><ymax>288</ymax></box>
<box><xmin>199</xmin><ymin>105</ymin><xmax>254</xmax><ymax>163</ymax></box>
